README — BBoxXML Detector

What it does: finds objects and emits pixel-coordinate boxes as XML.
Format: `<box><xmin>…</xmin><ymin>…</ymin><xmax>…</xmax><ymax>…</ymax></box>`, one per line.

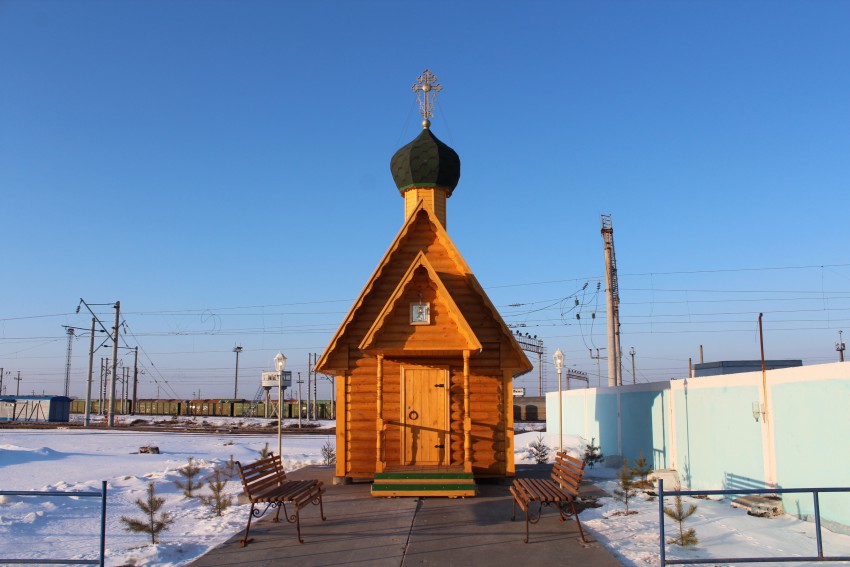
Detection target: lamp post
<box><xmin>233</xmin><ymin>345</ymin><xmax>243</xmax><ymax>399</ymax></box>
<box><xmin>274</xmin><ymin>352</ymin><xmax>287</xmax><ymax>459</ymax></box>
<box><xmin>553</xmin><ymin>348</ymin><xmax>564</xmax><ymax>451</ymax></box>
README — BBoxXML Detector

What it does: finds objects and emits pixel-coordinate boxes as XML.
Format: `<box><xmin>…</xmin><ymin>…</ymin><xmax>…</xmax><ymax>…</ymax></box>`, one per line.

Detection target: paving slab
<box><xmin>190</xmin><ymin>465</ymin><xmax>622</xmax><ymax>567</ymax></box>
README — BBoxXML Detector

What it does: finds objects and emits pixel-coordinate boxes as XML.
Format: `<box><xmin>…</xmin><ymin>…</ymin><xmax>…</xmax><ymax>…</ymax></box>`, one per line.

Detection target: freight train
<box><xmin>69</xmin><ymin>398</ymin><xmax>334</xmax><ymax>419</ymax></box>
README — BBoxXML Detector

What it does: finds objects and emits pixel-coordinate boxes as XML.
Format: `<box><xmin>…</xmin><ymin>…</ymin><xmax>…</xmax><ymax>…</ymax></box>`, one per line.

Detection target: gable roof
<box><xmin>315</xmin><ymin>201</ymin><xmax>532</xmax><ymax>375</ymax></box>
<box><xmin>359</xmin><ymin>251</ymin><xmax>482</xmax><ymax>355</ymax></box>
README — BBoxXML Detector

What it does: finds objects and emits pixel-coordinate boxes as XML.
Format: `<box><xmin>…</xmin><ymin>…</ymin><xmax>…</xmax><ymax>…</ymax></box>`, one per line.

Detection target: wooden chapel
<box><xmin>315</xmin><ymin>71</ymin><xmax>532</xmax><ymax>496</ymax></box>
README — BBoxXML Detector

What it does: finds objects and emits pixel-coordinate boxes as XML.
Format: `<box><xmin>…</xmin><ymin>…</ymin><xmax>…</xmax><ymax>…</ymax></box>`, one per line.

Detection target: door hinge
<box><xmin>434</xmin><ymin>383</ymin><xmax>445</xmax><ymax>388</ymax></box>
<box><xmin>434</xmin><ymin>444</ymin><xmax>445</xmax><ymax>449</ymax></box>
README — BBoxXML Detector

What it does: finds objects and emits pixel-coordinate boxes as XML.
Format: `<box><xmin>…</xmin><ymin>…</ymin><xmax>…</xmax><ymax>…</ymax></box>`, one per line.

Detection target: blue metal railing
<box><xmin>659</xmin><ymin>479</ymin><xmax>850</xmax><ymax>565</ymax></box>
<box><xmin>0</xmin><ymin>481</ymin><xmax>107</xmax><ymax>566</ymax></box>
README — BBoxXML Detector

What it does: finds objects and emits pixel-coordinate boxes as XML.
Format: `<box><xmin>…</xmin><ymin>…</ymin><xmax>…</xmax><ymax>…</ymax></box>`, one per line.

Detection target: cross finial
<box><xmin>412</xmin><ymin>69</ymin><xmax>442</xmax><ymax>129</ymax></box>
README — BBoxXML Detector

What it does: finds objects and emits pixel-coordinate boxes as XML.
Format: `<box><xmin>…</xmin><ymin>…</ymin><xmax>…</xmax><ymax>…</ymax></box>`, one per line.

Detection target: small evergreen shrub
<box><xmin>630</xmin><ymin>449</ymin><xmax>654</xmax><ymax>489</ymax></box>
<box><xmin>583</xmin><ymin>437</ymin><xmax>603</xmax><ymax>468</ymax></box>
<box><xmin>199</xmin><ymin>468</ymin><xmax>233</xmax><ymax>517</ymax></box>
<box><xmin>613</xmin><ymin>458</ymin><xmax>639</xmax><ymax>515</ymax></box>
<box><xmin>664</xmin><ymin>482</ymin><xmax>698</xmax><ymax>547</ymax></box>
<box><xmin>174</xmin><ymin>456</ymin><xmax>202</xmax><ymax>498</ymax></box>
<box><xmin>221</xmin><ymin>454</ymin><xmax>239</xmax><ymax>480</ymax></box>
<box><xmin>258</xmin><ymin>442</ymin><xmax>272</xmax><ymax>459</ymax></box>
<box><xmin>120</xmin><ymin>482</ymin><xmax>174</xmax><ymax>544</ymax></box>
<box><xmin>528</xmin><ymin>434</ymin><xmax>551</xmax><ymax>464</ymax></box>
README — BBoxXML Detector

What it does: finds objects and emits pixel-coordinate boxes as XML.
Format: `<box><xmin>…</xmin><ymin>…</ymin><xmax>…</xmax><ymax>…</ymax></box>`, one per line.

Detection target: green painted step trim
<box><xmin>372</xmin><ymin>483</ymin><xmax>475</xmax><ymax>491</ymax></box>
<box><xmin>374</xmin><ymin>472</ymin><xmax>473</xmax><ymax>480</ymax></box>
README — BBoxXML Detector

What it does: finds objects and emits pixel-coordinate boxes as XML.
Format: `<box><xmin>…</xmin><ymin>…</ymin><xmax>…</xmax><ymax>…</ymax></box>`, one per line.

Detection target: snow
<box><xmin>1</xmin><ymin>423</ymin><xmax>849</xmax><ymax>566</ymax></box>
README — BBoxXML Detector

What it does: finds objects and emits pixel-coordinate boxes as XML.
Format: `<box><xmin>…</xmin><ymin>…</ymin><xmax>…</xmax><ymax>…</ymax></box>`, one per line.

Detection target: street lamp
<box><xmin>274</xmin><ymin>352</ymin><xmax>287</xmax><ymax>459</ymax></box>
<box><xmin>553</xmin><ymin>348</ymin><xmax>564</xmax><ymax>451</ymax></box>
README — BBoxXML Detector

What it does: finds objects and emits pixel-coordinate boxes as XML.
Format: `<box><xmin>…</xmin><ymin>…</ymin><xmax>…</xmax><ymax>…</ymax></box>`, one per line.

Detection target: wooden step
<box><xmin>371</xmin><ymin>471</ymin><xmax>476</xmax><ymax>497</ymax></box>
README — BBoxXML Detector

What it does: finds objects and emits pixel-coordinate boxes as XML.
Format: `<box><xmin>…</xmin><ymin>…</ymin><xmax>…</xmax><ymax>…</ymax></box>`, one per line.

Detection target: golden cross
<box><xmin>412</xmin><ymin>69</ymin><xmax>442</xmax><ymax>128</ymax></box>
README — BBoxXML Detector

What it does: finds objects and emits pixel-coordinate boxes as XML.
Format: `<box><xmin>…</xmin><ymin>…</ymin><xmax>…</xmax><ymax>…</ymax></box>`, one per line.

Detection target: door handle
<box><xmin>408</xmin><ymin>410</ymin><xmax>419</xmax><ymax>421</ymax></box>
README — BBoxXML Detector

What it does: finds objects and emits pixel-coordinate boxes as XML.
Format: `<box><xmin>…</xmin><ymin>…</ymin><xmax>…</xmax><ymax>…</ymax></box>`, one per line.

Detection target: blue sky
<box><xmin>2</xmin><ymin>0</ymin><xmax>849</xmax><ymax>400</ymax></box>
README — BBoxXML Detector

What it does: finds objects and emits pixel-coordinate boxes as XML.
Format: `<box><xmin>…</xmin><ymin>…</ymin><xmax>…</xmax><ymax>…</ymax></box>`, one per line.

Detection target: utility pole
<box><xmin>313</xmin><ymin>353</ymin><xmax>318</xmax><ymax>420</ymax></box>
<box><xmin>76</xmin><ymin>298</ymin><xmax>121</xmax><ymax>421</ymax></box>
<box><xmin>0</xmin><ymin>368</ymin><xmax>4</xmax><ymax>396</ymax></box>
<box><xmin>601</xmin><ymin>214</ymin><xmax>622</xmax><ymax>387</ymax></box>
<box><xmin>123</xmin><ymin>367</ymin><xmax>129</xmax><ymax>414</ymax></box>
<box><xmin>131</xmin><ymin>346</ymin><xmax>139</xmax><ymax>414</ymax></box>
<box><xmin>699</xmin><ymin>344</ymin><xmax>704</xmax><ymax>364</ymax></box>
<box><xmin>99</xmin><ymin>358</ymin><xmax>106</xmax><ymax>413</ymax></box>
<box><xmin>63</xmin><ymin>327</ymin><xmax>75</xmax><ymax>397</ymax></box>
<box><xmin>629</xmin><ymin>347</ymin><xmax>636</xmax><ymax>384</ymax></box>
<box><xmin>233</xmin><ymin>345</ymin><xmax>243</xmax><ymax>399</ymax></box>
<box><xmin>84</xmin><ymin>317</ymin><xmax>95</xmax><ymax>427</ymax></box>
<box><xmin>836</xmin><ymin>330</ymin><xmax>845</xmax><ymax>362</ymax></box>
<box><xmin>15</xmin><ymin>371</ymin><xmax>22</xmax><ymax>396</ymax></box>
<box><xmin>297</xmin><ymin>372</ymin><xmax>303</xmax><ymax>429</ymax></box>
<box><xmin>108</xmin><ymin>300</ymin><xmax>120</xmax><ymax>428</ymax></box>
<box><xmin>307</xmin><ymin>354</ymin><xmax>312</xmax><ymax>421</ymax></box>
<box><xmin>589</xmin><ymin>348</ymin><xmax>606</xmax><ymax>388</ymax></box>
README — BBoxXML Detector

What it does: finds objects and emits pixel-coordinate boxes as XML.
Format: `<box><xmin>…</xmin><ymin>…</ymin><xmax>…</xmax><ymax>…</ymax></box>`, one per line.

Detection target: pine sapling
<box><xmin>258</xmin><ymin>442</ymin><xmax>272</xmax><ymax>459</ymax></box>
<box><xmin>199</xmin><ymin>467</ymin><xmax>233</xmax><ymax>517</ymax></box>
<box><xmin>583</xmin><ymin>437</ymin><xmax>603</xmax><ymax>468</ymax></box>
<box><xmin>175</xmin><ymin>456</ymin><xmax>202</xmax><ymax>498</ymax></box>
<box><xmin>630</xmin><ymin>449</ymin><xmax>654</xmax><ymax>489</ymax></box>
<box><xmin>528</xmin><ymin>434</ymin><xmax>551</xmax><ymax>464</ymax></box>
<box><xmin>613</xmin><ymin>458</ymin><xmax>639</xmax><ymax>515</ymax></box>
<box><xmin>663</xmin><ymin>482</ymin><xmax>698</xmax><ymax>547</ymax></box>
<box><xmin>221</xmin><ymin>454</ymin><xmax>239</xmax><ymax>480</ymax></box>
<box><xmin>120</xmin><ymin>482</ymin><xmax>174</xmax><ymax>544</ymax></box>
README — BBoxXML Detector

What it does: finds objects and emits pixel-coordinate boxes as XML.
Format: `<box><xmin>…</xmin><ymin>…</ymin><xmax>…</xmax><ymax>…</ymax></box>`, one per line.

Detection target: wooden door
<box><xmin>401</xmin><ymin>367</ymin><xmax>449</xmax><ymax>466</ymax></box>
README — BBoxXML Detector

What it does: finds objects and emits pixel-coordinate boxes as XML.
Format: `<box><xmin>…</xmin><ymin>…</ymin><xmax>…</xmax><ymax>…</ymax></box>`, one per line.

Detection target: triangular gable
<box><xmin>359</xmin><ymin>252</ymin><xmax>482</xmax><ymax>354</ymax></box>
<box><xmin>316</xmin><ymin>201</ymin><xmax>532</xmax><ymax>374</ymax></box>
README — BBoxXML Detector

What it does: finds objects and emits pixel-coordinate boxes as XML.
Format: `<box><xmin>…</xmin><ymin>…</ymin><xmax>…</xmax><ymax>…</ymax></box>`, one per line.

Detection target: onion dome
<box><xmin>390</xmin><ymin>127</ymin><xmax>461</xmax><ymax>196</ymax></box>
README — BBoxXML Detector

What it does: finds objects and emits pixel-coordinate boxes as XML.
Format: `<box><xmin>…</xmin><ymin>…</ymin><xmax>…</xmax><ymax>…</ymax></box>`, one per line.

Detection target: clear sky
<box><xmin>2</xmin><ymin>0</ymin><xmax>849</xmax><ymax>401</ymax></box>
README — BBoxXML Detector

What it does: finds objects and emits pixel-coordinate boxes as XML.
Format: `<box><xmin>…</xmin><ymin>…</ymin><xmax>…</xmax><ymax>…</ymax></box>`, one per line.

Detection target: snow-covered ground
<box><xmin>1</xmin><ymin>421</ymin><xmax>849</xmax><ymax>566</ymax></box>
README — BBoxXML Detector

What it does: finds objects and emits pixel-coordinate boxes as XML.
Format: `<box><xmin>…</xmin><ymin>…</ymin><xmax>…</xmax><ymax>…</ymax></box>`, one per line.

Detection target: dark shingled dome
<box><xmin>390</xmin><ymin>128</ymin><xmax>460</xmax><ymax>196</ymax></box>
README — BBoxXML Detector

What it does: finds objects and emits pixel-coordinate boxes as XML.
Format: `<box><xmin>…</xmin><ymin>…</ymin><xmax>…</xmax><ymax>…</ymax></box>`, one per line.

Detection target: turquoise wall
<box><xmin>564</xmin><ymin>391</ymin><xmax>586</xmax><ymax>436</ymax></box>
<box><xmin>673</xmin><ymin>382</ymin><xmax>764</xmax><ymax>490</ymax></box>
<box><xmin>594</xmin><ymin>392</ymin><xmax>619</xmax><ymax>459</ymax></box>
<box><xmin>552</xmin><ymin>367</ymin><xmax>850</xmax><ymax>530</ymax></box>
<box><xmin>620</xmin><ymin>390</ymin><xmax>667</xmax><ymax>469</ymax></box>
<box><xmin>553</xmin><ymin>385</ymin><xmax>671</xmax><ymax>470</ymax></box>
<box><xmin>772</xmin><ymin>379</ymin><xmax>850</xmax><ymax>528</ymax></box>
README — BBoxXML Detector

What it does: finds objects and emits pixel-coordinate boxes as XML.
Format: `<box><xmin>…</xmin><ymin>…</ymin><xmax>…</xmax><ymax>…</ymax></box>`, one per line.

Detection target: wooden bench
<box><xmin>236</xmin><ymin>453</ymin><xmax>326</xmax><ymax>545</ymax></box>
<box><xmin>510</xmin><ymin>451</ymin><xmax>587</xmax><ymax>543</ymax></box>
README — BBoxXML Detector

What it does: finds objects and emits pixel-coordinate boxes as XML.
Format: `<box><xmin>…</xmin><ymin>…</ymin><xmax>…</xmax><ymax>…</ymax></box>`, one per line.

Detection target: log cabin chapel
<box><xmin>315</xmin><ymin>70</ymin><xmax>532</xmax><ymax>497</ymax></box>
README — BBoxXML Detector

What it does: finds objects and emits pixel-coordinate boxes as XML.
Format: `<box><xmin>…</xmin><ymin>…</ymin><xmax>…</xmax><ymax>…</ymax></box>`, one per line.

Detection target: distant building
<box><xmin>0</xmin><ymin>395</ymin><xmax>72</xmax><ymax>422</ymax></box>
<box><xmin>693</xmin><ymin>360</ymin><xmax>802</xmax><ymax>377</ymax></box>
